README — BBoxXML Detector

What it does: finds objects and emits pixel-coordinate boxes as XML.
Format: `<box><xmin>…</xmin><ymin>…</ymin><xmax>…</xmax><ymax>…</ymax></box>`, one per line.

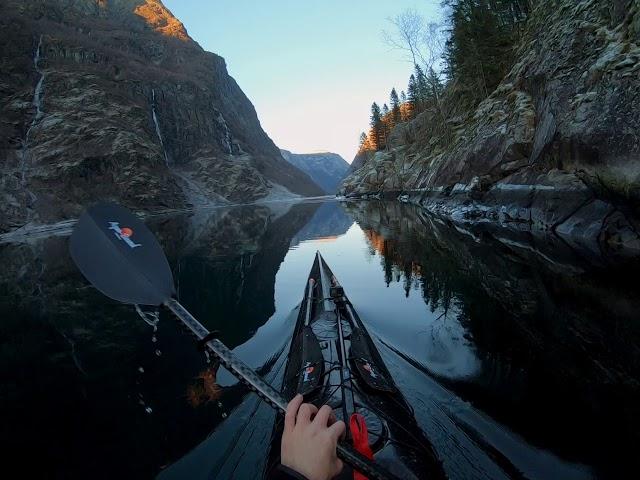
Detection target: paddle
<box><xmin>69</xmin><ymin>202</ymin><xmax>399</xmax><ymax>480</ymax></box>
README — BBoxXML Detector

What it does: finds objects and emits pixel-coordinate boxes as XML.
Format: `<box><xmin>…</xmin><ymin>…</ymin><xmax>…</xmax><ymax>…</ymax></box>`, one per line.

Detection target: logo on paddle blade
<box><xmin>108</xmin><ymin>222</ymin><xmax>142</xmax><ymax>249</ymax></box>
<box><xmin>302</xmin><ymin>362</ymin><xmax>315</xmax><ymax>382</ymax></box>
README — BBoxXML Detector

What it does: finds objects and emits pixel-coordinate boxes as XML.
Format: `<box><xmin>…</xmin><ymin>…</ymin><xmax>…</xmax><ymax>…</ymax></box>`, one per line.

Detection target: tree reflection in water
<box><xmin>345</xmin><ymin>200</ymin><xmax>640</xmax><ymax>477</ymax></box>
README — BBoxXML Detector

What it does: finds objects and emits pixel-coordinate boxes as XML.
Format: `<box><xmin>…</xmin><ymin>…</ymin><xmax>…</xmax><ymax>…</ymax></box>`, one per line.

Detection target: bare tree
<box><xmin>422</xmin><ymin>21</ymin><xmax>445</xmax><ymax>75</ymax></box>
<box><xmin>383</xmin><ymin>10</ymin><xmax>445</xmax><ymax>71</ymax></box>
<box><xmin>383</xmin><ymin>8</ymin><xmax>448</xmax><ymax>135</ymax></box>
<box><xmin>382</xmin><ymin>9</ymin><xmax>425</xmax><ymax>67</ymax></box>
<box><xmin>383</xmin><ymin>9</ymin><xmax>445</xmax><ymax>97</ymax></box>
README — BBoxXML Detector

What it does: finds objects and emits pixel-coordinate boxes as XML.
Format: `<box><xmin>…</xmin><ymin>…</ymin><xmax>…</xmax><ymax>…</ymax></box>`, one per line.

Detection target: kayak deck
<box><xmin>270</xmin><ymin>252</ymin><xmax>445</xmax><ymax>479</ymax></box>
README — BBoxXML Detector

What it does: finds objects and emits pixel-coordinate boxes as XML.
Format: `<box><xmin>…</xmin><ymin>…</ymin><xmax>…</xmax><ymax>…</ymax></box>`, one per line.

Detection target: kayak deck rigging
<box><xmin>271</xmin><ymin>251</ymin><xmax>445</xmax><ymax>479</ymax></box>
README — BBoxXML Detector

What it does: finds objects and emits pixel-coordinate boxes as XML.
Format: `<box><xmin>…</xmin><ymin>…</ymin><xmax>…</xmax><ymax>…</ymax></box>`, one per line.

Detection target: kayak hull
<box><xmin>268</xmin><ymin>252</ymin><xmax>445</xmax><ymax>479</ymax></box>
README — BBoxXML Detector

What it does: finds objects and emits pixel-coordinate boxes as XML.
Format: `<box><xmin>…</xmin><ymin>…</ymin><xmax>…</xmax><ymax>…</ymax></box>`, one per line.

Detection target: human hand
<box><xmin>281</xmin><ymin>393</ymin><xmax>346</xmax><ymax>480</ymax></box>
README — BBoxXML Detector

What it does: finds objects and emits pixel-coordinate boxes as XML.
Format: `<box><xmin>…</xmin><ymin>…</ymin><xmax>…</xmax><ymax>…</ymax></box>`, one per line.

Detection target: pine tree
<box><xmin>400</xmin><ymin>90</ymin><xmax>408</xmax><ymax>121</ymax></box>
<box><xmin>407</xmin><ymin>74</ymin><xmax>418</xmax><ymax>119</ymax></box>
<box><xmin>390</xmin><ymin>88</ymin><xmax>401</xmax><ymax>124</ymax></box>
<box><xmin>370</xmin><ymin>102</ymin><xmax>383</xmax><ymax>150</ymax></box>
<box><xmin>443</xmin><ymin>0</ymin><xmax>527</xmax><ymax>104</ymax></box>
<box><xmin>426</xmin><ymin>66</ymin><xmax>444</xmax><ymax>102</ymax></box>
<box><xmin>358</xmin><ymin>131</ymin><xmax>368</xmax><ymax>151</ymax></box>
<box><xmin>414</xmin><ymin>64</ymin><xmax>428</xmax><ymax>106</ymax></box>
<box><xmin>381</xmin><ymin>103</ymin><xmax>391</xmax><ymax>146</ymax></box>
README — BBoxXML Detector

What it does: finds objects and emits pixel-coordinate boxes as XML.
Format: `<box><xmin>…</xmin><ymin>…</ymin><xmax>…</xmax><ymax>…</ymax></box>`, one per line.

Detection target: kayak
<box><xmin>269</xmin><ymin>251</ymin><xmax>445</xmax><ymax>479</ymax></box>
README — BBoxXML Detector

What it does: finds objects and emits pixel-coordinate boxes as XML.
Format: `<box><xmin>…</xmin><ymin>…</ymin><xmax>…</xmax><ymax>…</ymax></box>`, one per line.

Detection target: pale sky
<box><xmin>163</xmin><ymin>0</ymin><xmax>441</xmax><ymax>162</ymax></box>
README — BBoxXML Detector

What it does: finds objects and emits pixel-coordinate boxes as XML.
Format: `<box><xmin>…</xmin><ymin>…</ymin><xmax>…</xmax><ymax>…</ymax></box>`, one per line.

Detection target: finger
<box><xmin>313</xmin><ymin>404</ymin><xmax>334</xmax><ymax>428</ymax></box>
<box><xmin>328</xmin><ymin>419</ymin><xmax>346</xmax><ymax>442</ymax></box>
<box><xmin>296</xmin><ymin>402</ymin><xmax>318</xmax><ymax>426</ymax></box>
<box><xmin>284</xmin><ymin>394</ymin><xmax>303</xmax><ymax>433</ymax></box>
<box><xmin>328</xmin><ymin>411</ymin><xmax>337</xmax><ymax>425</ymax></box>
<box><xmin>332</xmin><ymin>458</ymin><xmax>344</xmax><ymax>477</ymax></box>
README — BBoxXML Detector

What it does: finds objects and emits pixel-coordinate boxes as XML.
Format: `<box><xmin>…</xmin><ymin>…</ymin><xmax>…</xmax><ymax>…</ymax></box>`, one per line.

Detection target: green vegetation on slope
<box><xmin>359</xmin><ymin>0</ymin><xmax>532</xmax><ymax>154</ymax></box>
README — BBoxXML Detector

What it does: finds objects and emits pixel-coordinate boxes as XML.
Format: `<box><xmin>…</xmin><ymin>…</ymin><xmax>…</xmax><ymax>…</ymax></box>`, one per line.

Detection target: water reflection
<box><xmin>1</xmin><ymin>199</ymin><xmax>638</xmax><ymax>479</ymax></box>
<box><xmin>0</xmin><ymin>201</ymin><xmax>322</xmax><ymax>479</ymax></box>
<box><xmin>169</xmin><ymin>203</ymin><xmax>320</xmax><ymax>348</ymax></box>
<box><xmin>290</xmin><ymin>201</ymin><xmax>353</xmax><ymax>246</ymax></box>
<box><xmin>344</xmin><ymin>200</ymin><xmax>640</xmax><ymax>479</ymax></box>
<box><xmin>360</xmin><ymin>228</ymin><xmax>481</xmax><ymax>379</ymax></box>
<box><xmin>186</xmin><ymin>366</ymin><xmax>223</xmax><ymax>408</ymax></box>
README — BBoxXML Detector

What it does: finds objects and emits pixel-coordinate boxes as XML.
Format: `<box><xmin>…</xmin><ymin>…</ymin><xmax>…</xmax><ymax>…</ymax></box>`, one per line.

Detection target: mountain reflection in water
<box><xmin>1</xmin><ymin>200</ymin><xmax>638</xmax><ymax>479</ymax></box>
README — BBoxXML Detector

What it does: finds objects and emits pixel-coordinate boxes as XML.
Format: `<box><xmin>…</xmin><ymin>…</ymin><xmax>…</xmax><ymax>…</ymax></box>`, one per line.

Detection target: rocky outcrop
<box><xmin>0</xmin><ymin>0</ymin><xmax>322</xmax><ymax>233</ymax></box>
<box><xmin>340</xmin><ymin>0</ymin><xmax>640</xmax><ymax>257</ymax></box>
<box><xmin>345</xmin><ymin>149</ymin><xmax>374</xmax><ymax>176</ymax></box>
<box><xmin>280</xmin><ymin>149</ymin><xmax>349</xmax><ymax>194</ymax></box>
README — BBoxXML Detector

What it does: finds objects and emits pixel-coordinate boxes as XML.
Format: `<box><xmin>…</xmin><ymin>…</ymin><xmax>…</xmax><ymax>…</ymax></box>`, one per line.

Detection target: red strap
<box><xmin>350</xmin><ymin>413</ymin><xmax>374</xmax><ymax>480</ymax></box>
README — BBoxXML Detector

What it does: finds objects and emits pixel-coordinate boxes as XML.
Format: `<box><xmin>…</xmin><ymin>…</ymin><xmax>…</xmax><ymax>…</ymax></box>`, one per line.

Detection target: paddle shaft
<box><xmin>165</xmin><ymin>298</ymin><xmax>400</xmax><ymax>480</ymax></box>
<box><xmin>68</xmin><ymin>203</ymin><xmax>398</xmax><ymax>479</ymax></box>
<box><xmin>166</xmin><ymin>299</ymin><xmax>286</xmax><ymax>409</ymax></box>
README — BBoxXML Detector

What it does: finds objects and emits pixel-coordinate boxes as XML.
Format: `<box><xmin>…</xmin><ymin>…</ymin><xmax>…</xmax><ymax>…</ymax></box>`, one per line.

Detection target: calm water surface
<box><xmin>1</xmin><ymin>200</ymin><xmax>638</xmax><ymax>479</ymax></box>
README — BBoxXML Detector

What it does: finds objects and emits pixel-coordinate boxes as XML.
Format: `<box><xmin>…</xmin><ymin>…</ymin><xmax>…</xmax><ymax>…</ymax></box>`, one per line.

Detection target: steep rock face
<box><xmin>346</xmin><ymin>149</ymin><xmax>373</xmax><ymax>176</ymax></box>
<box><xmin>280</xmin><ymin>149</ymin><xmax>349</xmax><ymax>194</ymax></box>
<box><xmin>340</xmin><ymin>0</ymin><xmax>640</xmax><ymax>256</ymax></box>
<box><xmin>0</xmin><ymin>0</ymin><xmax>322</xmax><ymax>233</ymax></box>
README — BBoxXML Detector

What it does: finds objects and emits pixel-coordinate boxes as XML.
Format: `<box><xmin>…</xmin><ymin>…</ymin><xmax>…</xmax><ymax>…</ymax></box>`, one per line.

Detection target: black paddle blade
<box><xmin>69</xmin><ymin>203</ymin><xmax>175</xmax><ymax>306</ymax></box>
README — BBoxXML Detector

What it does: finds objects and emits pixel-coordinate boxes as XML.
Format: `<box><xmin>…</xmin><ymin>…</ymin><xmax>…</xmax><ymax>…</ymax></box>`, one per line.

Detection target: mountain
<box><xmin>280</xmin><ymin>149</ymin><xmax>349</xmax><ymax>194</ymax></box>
<box><xmin>0</xmin><ymin>0</ymin><xmax>323</xmax><ymax>233</ymax></box>
<box><xmin>340</xmin><ymin>0</ymin><xmax>640</xmax><ymax>256</ymax></box>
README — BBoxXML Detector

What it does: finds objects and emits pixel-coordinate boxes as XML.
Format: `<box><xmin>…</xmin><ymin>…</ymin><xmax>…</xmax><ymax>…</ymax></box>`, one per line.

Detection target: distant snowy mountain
<box><xmin>280</xmin><ymin>149</ymin><xmax>350</xmax><ymax>194</ymax></box>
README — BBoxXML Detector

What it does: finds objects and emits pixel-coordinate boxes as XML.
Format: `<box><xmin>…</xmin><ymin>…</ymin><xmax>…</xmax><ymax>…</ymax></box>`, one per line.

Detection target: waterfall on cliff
<box><xmin>151</xmin><ymin>88</ymin><xmax>170</xmax><ymax>167</ymax></box>
<box><xmin>21</xmin><ymin>34</ymin><xmax>45</xmax><ymax>185</ymax></box>
<box><xmin>31</xmin><ymin>35</ymin><xmax>44</xmax><ymax>122</ymax></box>
<box><xmin>18</xmin><ymin>34</ymin><xmax>45</xmax><ymax>216</ymax></box>
<box><xmin>150</xmin><ymin>88</ymin><xmax>216</xmax><ymax>205</ymax></box>
<box><xmin>216</xmin><ymin>111</ymin><xmax>234</xmax><ymax>154</ymax></box>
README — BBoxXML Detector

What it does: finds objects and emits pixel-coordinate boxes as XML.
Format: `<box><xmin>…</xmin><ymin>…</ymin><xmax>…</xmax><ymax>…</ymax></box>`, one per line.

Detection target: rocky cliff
<box><xmin>0</xmin><ymin>0</ymin><xmax>323</xmax><ymax>233</ymax></box>
<box><xmin>280</xmin><ymin>149</ymin><xmax>349</xmax><ymax>194</ymax></box>
<box><xmin>340</xmin><ymin>0</ymin><xmax>640</xmax><ymax>257</ymax></box>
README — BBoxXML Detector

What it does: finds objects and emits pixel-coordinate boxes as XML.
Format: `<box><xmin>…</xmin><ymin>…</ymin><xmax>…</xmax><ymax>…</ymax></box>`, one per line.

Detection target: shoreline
<box><xmin>340</xmin><ymin>182</ymin><xmax>640</xmax><ymax>260</ymax></box>
<box><xmin>0</xmin><ymin>194</ymin><xmax>334</xmax><ymax>245</ymax></box>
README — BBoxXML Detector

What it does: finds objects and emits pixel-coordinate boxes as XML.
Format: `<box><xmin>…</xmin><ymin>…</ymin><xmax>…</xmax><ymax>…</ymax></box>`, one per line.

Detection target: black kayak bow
<box><xmin>69</xmin><ymin>203</ymin><xmax>399</xmax><ymax>480</ymax></box>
